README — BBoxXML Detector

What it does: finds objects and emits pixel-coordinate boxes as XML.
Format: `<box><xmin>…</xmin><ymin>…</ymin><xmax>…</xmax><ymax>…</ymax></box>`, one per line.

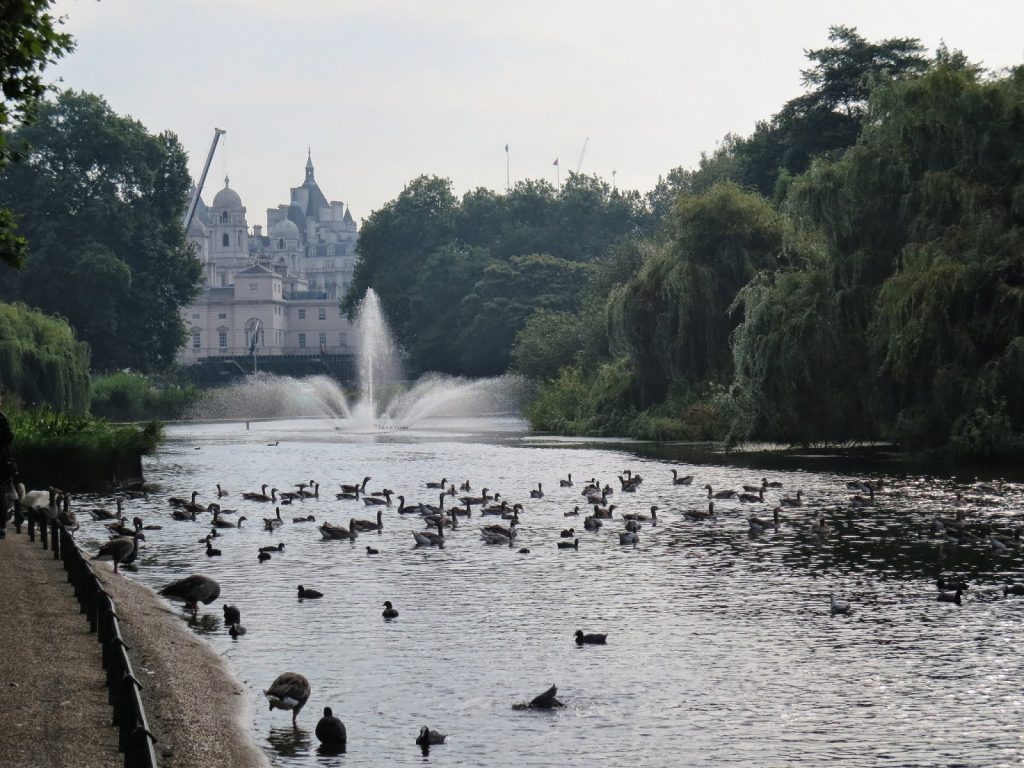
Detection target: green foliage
<box><xmin>0</xmin><ymin>90</ymin><xmax>202</xmax><ymax>371</ymax></box>
<box><xmin>0</xmin><ymin>301</ymin><xmax>89</xmax><ymax>413</ymax></box>
<box><xmin>90</xmin><ymin>372</ymin><xmax>203</xmax><ymax>422</ymax></box>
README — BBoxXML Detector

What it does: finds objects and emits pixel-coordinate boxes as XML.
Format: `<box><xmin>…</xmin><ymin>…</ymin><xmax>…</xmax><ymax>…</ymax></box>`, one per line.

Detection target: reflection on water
<box><xmin>73</xmin><ymin>417</ymin><xmax>1024</xmax><ymax>767</ymax></box>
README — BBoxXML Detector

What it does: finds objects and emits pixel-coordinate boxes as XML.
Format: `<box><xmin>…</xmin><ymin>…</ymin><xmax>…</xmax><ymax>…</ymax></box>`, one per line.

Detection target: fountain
<box><xmin>188</xmin><ymin>289</ymin><xmax>525</xmax><ymax>429</ymax></box>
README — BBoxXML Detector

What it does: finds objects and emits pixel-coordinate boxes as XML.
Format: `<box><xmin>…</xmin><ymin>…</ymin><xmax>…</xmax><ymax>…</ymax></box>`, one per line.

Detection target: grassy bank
<box><xmin>90</xmin><ymin>372</ymin><xmax>203</xmax><ymax>422</ymax></box>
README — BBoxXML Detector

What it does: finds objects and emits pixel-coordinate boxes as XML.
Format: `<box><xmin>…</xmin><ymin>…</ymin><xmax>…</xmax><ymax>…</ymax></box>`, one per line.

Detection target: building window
<box><xmin>339</xmin><ymin>332</ymin><xmax>347</xmax><ymax>348</ymax></box>
<box><xmin>298</xmin><ymin>333</ymin><xmax>306</xmax><ymax>348</ymax></box>
<box><xmin>278</xmin><ymin>238</ymin><xmax>284</xmax><ymax>249</ymax></box>
<box><xmin>318</xmin><ymin>332</ymin><xmax>326</xmax><ymax>348</ymax></box>
<box><xmin>218</xmin><ymin>331</ymin><xmax>227</xmax><ymax>348</ymax></box>
<box><xmin>250</xmin><ymin>284</ymin><xmax>257</xmax><ymax>293</ymax></box>
<box><xmin>318</xmin><ymin>308</ymin><xmax>326</xmax><ymax>321</ymax></box>
<box><xmin>192</xmin><ymin>331</ymin><xmax>201</xmax><ymax>349</ymax></box>
<box><xmin>192</xmin><ymin>313</ymin><xmax>200</xmax><ymax>320</ymax></box>
<box><xmin>220</xmin><ymin>211</ymin><xmax>228</xmax><ymax>223</ymax></box>
<box><xmin>218</xmin><ymin>313</ymin><xmax>227</xmax><ymax>319</ymax></box>
<box><xmin>222</xmin><ymin>233</ymin><xmax>229</xmax><ymax>247</ymax></box>
<box><xmin>298</xmin><ymin>309</ymin><xmax>306</xmax><ymax>319</ymax></box>
<box><xmin>219</xmin><ymin>273</ymin><xmax>227</xmax><ymax>287</ymax></box>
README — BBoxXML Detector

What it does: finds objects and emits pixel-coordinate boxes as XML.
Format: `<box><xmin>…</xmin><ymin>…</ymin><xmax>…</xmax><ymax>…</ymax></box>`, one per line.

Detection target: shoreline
<box><xmin>94</xmin><ymin>566</ymin><xmax>270</xmax><ymax>768</ymax></box>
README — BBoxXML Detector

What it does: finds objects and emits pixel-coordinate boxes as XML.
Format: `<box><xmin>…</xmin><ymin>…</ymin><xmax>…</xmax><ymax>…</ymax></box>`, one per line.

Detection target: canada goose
<box><xmin>413</xmin><ymin>521</ymin><xmax>445</xmax><ymax>547</ymax></box>
<box><xmin>564</xmin><ymin>506</ymin><xmax>580</xmax><ymax>517</ymax></box>
<box><xmin>298</xmin><ymin>585</ymin><xmax>323</xmax><ymax>599</ymax></box>
<box><xmin>217</xmin><ymin>484</ymin><xmax>229</xmax><ymax>498</ymax></box>
<box><xmin>94</xmin><ymin>530</ymin><xmax>144</xmax><ymax>573</ymax></box>
<box><xmin>335</xmin><ymin>488</ymin><xmax>360</xmax><ymax>501</ymax></box>
<box><xmin>351</xmin><ymin>509</ymin><xmax>384</xmax><ymax>533</ymax></box>
<box><xmin>557</xmin><ymin>538</ymin><xmax>579</xmax><ymax>550</ymax></box>
<box><xmin>560</xmin><ymin>474</ymin><xmax>573</xmax><ymax>487</ymax></box>
<box><xmin>748</xmin><ymin>508</ymin><xmax>780</xmax><ymax>534</ymax></box>
<box><xmin>619</xmin><ymin>475</ymin><xmax>639</xmax><ymax>492</ymax></box>
<box><xmin>460</xmin><ymin>488</ymin><xmax>491</xmax><ymax>506</ymax></box>
<box><xmin>297</xmin><ymin>481</ymin><xmax>319</xmax><ymax>499</ymax></box>
<box><xmin>107</xmin><ymin>516</ymin><xmax>142</xmax><ymax>537</ymax></box>
<box><xmin>671</xmin><ymin>469</ymin><xmax>693</xmax><ymax>485</ymax></box>
<box><xmin>184</xmin><ymin>491</ymin><xmax>205</xmax><ymax>514</ymax></box>
<box><xmin>574</xmin><ymin>630</ymin><xmax>607</xmax><ymax>645</ymax></box>
<box><xmin>426</xmin><ymin>477</ymin><xmax>448</xmax><ymax>489</ymax></box>
<box><xmin>527</xmin><ymin>684</ymin><xmax>563</xmax><ymax>709</ymax></box>
<box><xmin>363</xmin><ymin>490</ymin><xmax>392</xmax><ymax>507</ymax></box>
<box><xmin>484</xmin><ymin>519</ymin><xmax>517</xmax><ymax>538</ymax></box>
<box><xmin>339</xmin><ymin>477</ymin><xmax>371</xmax><ymax>494</ymax></box>
<box><xmin>738</xmin><ymin>488</ymin><xmax>765</xmax><ymax>504</ymax></box>
<box><xmin>480</xmin><ymin>529</ymin><xmax>513</xmax><ymax>546</ymax></box>
<box><xmin>501</xmin><ymin>504</ymin><xmax>522</xmax><ymax>521</ymax></box>
<box><xmin>263</xmin><ymin>507</ymin><xmax>284</xmax><ymax>530</ymax></box>
<box><xmin>292</xmin><ymin>514</ymin><xmax>316</xmax><ymax>523</ymax></box>
<box><xmin>382</xmin><ymin>600</ymin><xmax>398</xmax><ymax>619</ymax></box>
<box><xmin>481</xmin><ymin>500</ymin><xmax>509</xmax><ymax>516</ymax></box>
<box><xmin>366</xmin><ymin>546</ymin><xmax>379</xmax><ymax>555</ymax></box>
<box><xmin>159</xmin><ymin>574</ymin><xmax>221</xmax><ymax>615</ymax></box>
<box><xmin>316</xmin><ymin>707</ymin><xmax>347</xmax><ymax>748</ymax></box>
<box><xmin>937</xmin><ymin>589</ymin><xmax>962</xmax><ymax>605</ymax></box>
<box><xmin>846</xmin><ymin>480</ymin><xmax>871</xmax><ymax>492</ymax></box>
<box><xmin>172</xmin><ymin>506</ymin><xmax>197</xmax><ymax>522</ymax></box>
<box><xmin>684</xmin><ymin>502</ymin><xmax>715</xmax><ymax>521</ymax></box>
<box><xmin>1003</xmin><ymin>583</ymin><xmax>1024</xmax><ymax>596</ymax></box>
<box><xmin>319</xmin><ymin>520</ymin><xmax>355</xmax><ymax>540</ymax></box>
<box><xmin>622</xmin><ymin>506</ymin><xmax>658</xmax><ymax>524</ymax></box>
<box><xmin>460</xmin><ymin>480</ymin><xmax>471</xmax><ymax>491</ymax></box>
<box><xmin>936</xmin><ymin>578</ymin><xmax>968</xmax><ymax>592</ymax></box>
<box><xmin>88</xmin><ymin>497</ymin><xmax>124</xmax><ymax>521</ymax></box>
<box><xmin>530</xmin><ymin>483</ymin><xmax>544</xmax><ymax>499</ymax></box>
<box><xmin>212</xmin><ymin>513</ymin><xmax>246</xmax><ymax>529</ymax></box>
<box><xmin>850</xmin><ymin>488</ymin><xmax>876</xmax><ymax>508</ymax></box>
<box><xmin>259</xmin><ymin>543</ymin><xmax>285</xmax><ymax>554</ymax></box>
<box><xmin>56</xmin><ymin>492</ymin><xmax>78</xmax><ymax>530</ymax></box>
<box><xmin>416</xmin><ymin>726</ymin><xmax>447</xmax><ymax>746</ymax></box>
<box><xmin>228</xmin><ymin>622</ymin><xmax>246</xmax><ymax>638</ymax></box>
<box><xmin>278</xmin><ymin>491</ymin><xmax>300</xmax><ymax>504</ymax></box>
<box><xmin>619</xmin><ymin>530</ymin><xmax>639</xmax><ymax>546</ymax></box>
<box><xmin>585</xmin><ymin>489</ymin><xmax>608</xmax><ymax>506</ymax></box>
<box><xmin>242</xmin><ymin>484</ymin><xmax>274</xmax><ymax>502</ymax></box>
<box><xmin>704</xmin><ymin>484</ymin><xmax>737</xmax><ymax>500</ymax></box>
<box><xmin>811</xmin><ymin>517</ymin><xmax>830</xmax><ymax>537</ymax></box>
<box><xmin>592</xmin><ymin>503</ymin><xmax>616</xmax><ymax>519</ymax></box>
<box><xmin>780</xmin><ymin>490</ymin><xmax>804</xmax><ymax>507</ymax></box>
<box><xmin>264</xmin><ymin>672</ymin><xmax>311</xmax><ymax>726</ymax></box>
<box><xmin>829</xmin><ymin>594</ymin><xmax>850</xmax><ymax>614</ymax></box>
<box><xmin>205</xmin><ymin>537</ymin><xmax>221</xmax><ymax>557</ymax></box>
<box><xmin>223</xmin><ymin>605</ymin><xmax>241</xmax><ymax>625</ymax></box>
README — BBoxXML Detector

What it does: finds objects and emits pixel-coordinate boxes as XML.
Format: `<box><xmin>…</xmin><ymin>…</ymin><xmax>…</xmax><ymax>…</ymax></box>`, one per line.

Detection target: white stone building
<box><xmin>179</xmin><ymin>154</ymin><xmax>360</xmax><ymax>366</ymax></box>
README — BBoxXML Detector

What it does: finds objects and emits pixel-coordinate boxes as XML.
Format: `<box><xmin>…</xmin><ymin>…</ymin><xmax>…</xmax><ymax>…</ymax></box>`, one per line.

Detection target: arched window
<box><xmin>220</xmin><ymin>211</ymin><xmax>229</xmax><ymax>223</ymax></box>
<box><xmin>278</xmin><ymin>238</ymin><xmax>284</xmax><ymax>249</ymax></box>
<box><xmin>222</xmin><ymin>233</ymin><xmax>229</xmax><ymax>247</ymax></box>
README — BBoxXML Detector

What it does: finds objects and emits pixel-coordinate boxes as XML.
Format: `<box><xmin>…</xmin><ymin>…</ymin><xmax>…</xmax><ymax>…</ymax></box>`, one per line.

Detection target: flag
<box><xmin>505</xmin><ymin>143</ymin><xmax>509</xmax><ymax>152</ymax></box>
<box><xmin>552</xmin><ymin>157</ymin><xmax>559</xmax><ymax>166</ymax></box>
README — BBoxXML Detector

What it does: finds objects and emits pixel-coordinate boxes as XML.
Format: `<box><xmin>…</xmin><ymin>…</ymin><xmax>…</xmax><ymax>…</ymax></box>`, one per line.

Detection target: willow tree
<box><xmin>608</xmin><ymin>183</ymin><xmax>790</xmax><ymax>405</ymax></box>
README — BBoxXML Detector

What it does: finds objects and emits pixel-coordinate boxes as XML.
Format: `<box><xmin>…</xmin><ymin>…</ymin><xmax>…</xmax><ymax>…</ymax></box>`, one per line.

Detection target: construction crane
<box><xmin>575</xmin><ymin>137</ymin><xmax>589</xmax><ymax>173</ymax></box>
<box><xmin>182</xmin><ymin>128</ymin><xmax>226</xmax><ymax>232</ymax></box>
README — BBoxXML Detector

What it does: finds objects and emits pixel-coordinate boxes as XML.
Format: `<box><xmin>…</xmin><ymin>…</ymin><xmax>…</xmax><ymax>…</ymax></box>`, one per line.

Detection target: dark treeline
<box><xmin>349</xmin><ymin>26</ymin><xmax>1024</xmax><ymax>458</ymax></box>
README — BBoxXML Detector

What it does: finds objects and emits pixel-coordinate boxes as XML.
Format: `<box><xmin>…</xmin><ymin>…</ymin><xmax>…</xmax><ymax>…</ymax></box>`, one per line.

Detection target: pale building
<box><xmin>179</xmin><ymin>154</ymin><xmax>360</xmax><ymax>367</ymax></box>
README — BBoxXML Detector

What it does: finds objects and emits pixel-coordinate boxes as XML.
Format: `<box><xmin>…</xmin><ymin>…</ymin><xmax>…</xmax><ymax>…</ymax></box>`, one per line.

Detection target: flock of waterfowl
<box><xmin>57</xmin><ymin>460</ymin><xmax>1022</xmax><ymax>755</ymax></box>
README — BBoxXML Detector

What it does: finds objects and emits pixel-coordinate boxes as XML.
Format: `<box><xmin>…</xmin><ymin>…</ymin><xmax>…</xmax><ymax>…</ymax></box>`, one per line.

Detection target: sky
<box><xmin>50</xmin><ymin>0</ymin><xmax>1024</xmax><ymax>225</ymax></box>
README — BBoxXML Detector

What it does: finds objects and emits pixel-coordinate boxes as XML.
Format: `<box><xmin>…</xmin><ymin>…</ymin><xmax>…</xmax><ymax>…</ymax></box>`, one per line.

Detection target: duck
<box><xmin>339</xmin><ymin>477</ymin><xmax>371</xmax><ymax>494</ymax></box>
<box><xmin>684</xmin><ymin>502</ymin><xmax>715</xmax><ymax>521</ymax></box>
<box><xmin>258</xmin><ymin>551</ymin><xmax>271</xmax><ymax>563</ymax></box>
<box><xmin>416</xmin><ymin>726</ymin><xmax>447</xmax><ymax>746</ymax></box>
<box><xmin>413</xmin><ymin>521</ymin><xmax>445</xmax><ymax>547</ymax></box>
<box><xmin>937</xmin><ymin>589</ymin><xmax>962</xmax><ymax>605</ymax></box>
<box><xmin>94</xmin><ymin>530</ymin><xmax>145</xmax><ymax>573</ymax></box>
<box><xmin>810</xmin><ymin>517</ymin><xmax>831</xmax><ymax>538</ymax></box>
<box><xmin>264</xmin><ymin>672</ymin><xmax>311</xmax><ymax>726</ymax></box>
<box><xmin>88</xmin><ymin>497</ymin><xmax>124</xmax><ymax>521</ymax></box>
<box><xmin>382</xmin><ymin>600</ymin><xmax>398</xmax><ymax>619</ymax></box>
<box><xmin>366</xmin><ymin>546</ymin><xmax>379</xmax><ymax>555</ymax></box>
<box><xmin>780</xmin><ymin>490</ymin><xmax>804</xmax><ymax>507</ymax></box>
<box><xmin>223</xmin><ymin>605</ymin><xmax>241</xmax><ymax>625</ymax></box>
<box><xmin>618</xmin><ymin>530</ymin><xmax>639</xmax><ymax>546</ymax></box>
<box><xmin>205</xmin><ymin>537</ymin><xmax>222</xmax><ymax>557</ymax></box>
<box><xmin>158</xmin><ymin>574</ymin><xmax>221</xmax><ymax>615</ymax></box>
<box><xmin>829</xmin><ymin>593</ymin><xmax>850</xmax><ymax>614</ymax></box>
<box><xmin>559</xmin><ymin>527</ymin><xmax>575</xmax><ymax>538</ymax></box>
<box><xmin>704</xmin><ymin>484</ymin><xmax>737</xmax><ymax>500</ymax></box>
<box><xmin>297</xmin><ymin>585</ymin><xmax>323</xmax><ymax>599</ymax></box>
<box><xmin>319</xmin><ymin>520</ymin><xmax>355</xmax><ymax>540</ymax></box>
<box><xmin>574</xmin><ymin>630</ymin><xmax>607</xmax><ymax>645</ymax></box>
<box><xmin>671</xmin><ymin>469</ymin><xmax>693</xmax><ymax>486</ymax></box>
<box><xmin>259</xmin><ymin>543</ymin><xmax>285</xmax><ymax>554</ymax></box>
<box><xmin>316</xmin><ymin>707</ymin><xmax>347</xmax><ymax>749</ymax></box>
<box><xmin>559</xmin><ymin>474</ymin><xmax>574</xmax><ymax>487</ymax></box>
<box><xmin>352</xmin><ymin>509</ymin><xmax>384</xmax><ymax>532</ymax></box>
<box><xmin>425</xmin><ymin>477</ymin><xmax>448</xmax><ymax>489</ymax></box>
<box><xmin>557</xmin><ymin>538</ymin><xmax>579</xmax><ymax>550</ymax></box>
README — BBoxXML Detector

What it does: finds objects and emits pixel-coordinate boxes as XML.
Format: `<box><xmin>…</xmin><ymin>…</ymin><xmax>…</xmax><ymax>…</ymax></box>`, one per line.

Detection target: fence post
<box><xmin>52</xmin><ymin>521</ymin><xmax>60</xmax><ymax>559</ymax></box>
<box><xmin>39</xmin><ymin>516</ymin><xmax>47</xmax><ymax>549</ymax></box>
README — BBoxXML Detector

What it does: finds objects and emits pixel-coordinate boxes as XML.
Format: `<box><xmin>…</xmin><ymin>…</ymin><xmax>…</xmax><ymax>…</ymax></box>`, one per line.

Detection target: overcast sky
<box><xmin>51</xmin><ymin>0</ymin><xmax>1023</xmax><ymax>225</ymax></box>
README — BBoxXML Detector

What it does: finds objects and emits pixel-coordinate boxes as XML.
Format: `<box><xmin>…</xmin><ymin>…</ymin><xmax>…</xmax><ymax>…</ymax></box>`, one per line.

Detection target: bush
<box><xmin>91</xmin><ymin>372</ymin><xmax>202</xmax><ymax>421</ymax></box>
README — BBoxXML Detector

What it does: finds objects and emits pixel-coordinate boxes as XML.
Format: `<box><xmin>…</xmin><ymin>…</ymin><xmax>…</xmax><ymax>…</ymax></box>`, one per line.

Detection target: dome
<box><xmin>212</xmin><ymin>176</ymin><xmax>243</xmax><ymax>210</ymax></box>
<box><xmin>270</xmin><ymin>217</ymin><xmax>300</xmax><ymax>239</ymax></box>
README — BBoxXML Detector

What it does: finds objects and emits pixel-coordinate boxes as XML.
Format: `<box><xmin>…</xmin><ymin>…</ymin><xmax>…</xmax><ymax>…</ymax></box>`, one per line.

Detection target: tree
<box><xmin>0</xmin><ymin>90</ymin><xmax>202</xmax><ymax>371</ymax></box>
<box><xmin>0</xmin><ymin>0</ymin><xmax>74</xmax><ymax>267</ymax></box>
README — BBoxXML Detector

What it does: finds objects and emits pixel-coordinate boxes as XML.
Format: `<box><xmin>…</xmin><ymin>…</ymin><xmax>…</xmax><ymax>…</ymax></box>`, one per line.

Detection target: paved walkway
<box><xmin>0</xmin><ymin>528</ymin><xmax>120</xmax><ymax>768</ymax></box>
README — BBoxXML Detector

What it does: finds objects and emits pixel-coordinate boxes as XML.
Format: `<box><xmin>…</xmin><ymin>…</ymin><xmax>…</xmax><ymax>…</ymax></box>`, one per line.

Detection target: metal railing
<box><xmin>23</xmin><ymin>513</ymin><xmax>159</xmax><ymax>768</ymax></box>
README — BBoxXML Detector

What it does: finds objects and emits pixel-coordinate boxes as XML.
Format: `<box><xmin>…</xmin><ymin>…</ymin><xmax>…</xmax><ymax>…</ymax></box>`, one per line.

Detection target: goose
<box><xmin>259</xmin><ymin>543</ymin><xmax>285</xmax><ymax>553</ymax></box>
<box><xmin>382</xmin><ymin>600</ymin><xmax>399</xmax><ymax>619</ymax></box>
<box><xmin>671</xmin><ymin>469</ymin><xmax>693</xmax><ymax>486</ymax></box>
<box><xmin>292</xmin><ymin>514</ymin><xmax>316</xmax><ymax>523</ymax></box>
<box><xmin>212</xmin><ymin>513</ymin><xmax>246</xmax><ymax>529</ymax></box>
<box><xmin>241</xmin><ymin>484</ymin><xmax>272</xmax><ymax>501</ymax></box>
<box><xmin>622</xmin><ymin>506</ymin><xmax>658</xmax><ymax>524</ymax></box>
<box><xmin>94</xmin><ymin>530</ymin><xmax>144</xmax><ymax>573</ymax></box>
<box><xmin>366</xmin><ymin>546</ymin><xmax>379</xmax><ymax>555</ymax></box>
<box><xmin>591</xmin><ymin>503</ymin><xmax>616</xmax><ymax>520</ymax></box>
<box><xmin>339</xmin><ymin>477</ymin><xmax>371</xmax><ymax>494</ymax></box>
<box><xmin>267</xmin><ymin>440</ymin><xmax>279</xmax><ymax>446</ymax></box>
<box><xmin>452</xmin><ymin>498</ymin><xmax>474</xmax><ymax>517</ymax></box>
<box><xmin>264</xmin><ymin>672</ymin><xmax>311</xmax><ymax>726</ymax></box>
<box><xmin>263</xmin><ymin>507</ymin><xmax>284</xmax><ymax>530</ymax></box>
<box><xmin>172</xmin><ymin>506</ymin><xmax>197</xmax><ymax>522</ymax></box>
<box><xmin>559</xmin><ymin>474</ymin><xmax>574</xmax><ymax>487</ymax></box>
<box><xmin>557</xmin><ymin>538</ymin><xmax>579</xmax><ymax>550</ymax></box>
<box><xmin>934</xmin><ymin>509</ymin><xmax>967</xmax><ymax>531</ymax></box>
<box><xmin>738</xmin><ymin>488</ymin><xmax>765</xmax><ymax>504</ymax></box>
<box><xmin>223</xmin><ymin>605</ymin><xmax>241</xmax><ymax>625</ymax></box>
<box><xmin>56</xmin><ymin>492</ymin><xmax>78</xmax><ymax>530</ymax></box>
<box><xmin>937</xmin><ymin>578</ymin><xmax>968</xmax><ymax>592</ymax></box>
<box><xmin>416</xmin><ymin>726</ymin><xmax>447</xmax><ymax>746</ymax></box>
<box><xmin>619</xmin><ymin>530</ymin><xmax>639</xmax><ymax>546</ymax></box>
<box><xmin>810</xmin><ymin>517</ymin><xmax>831</xmax><ymax>538</ymax></box>
<box><xmin>216</xmin><ymin>483</ymin><xmax>229</xmax><ymax>498</ymax></box>
<box><xmin>583</xmin><ymin>515</ymin><xmax>602</xmax><ymax>531</ymax></box>
<box><xmin>501</xmin><ymin>505</ymin><xmax>522</xmax><ymax>521</ymax></box>
<box><xmin>158</xmin><ymin>574</ymin><xmax>220</xmax><ymax>615</ymax></box>
<box><xmin>850</xmin><ymin>488</ymin><xmax>876</xmax><ymax>508</ymax></box>
<box><xmin>88</xmin><ymin>497</ymin><xmax>124</xmax><ymax>521</ymax></box>
<box><xmin>742</xmin><ymin>480</ymin><xmax>766</xmax><ymax>493</ymax></box>
<box><xmin>574</xmin><ymin>630</ymin><xmax>607</xmax><ymax>645</ymax></box>
<box><xmin>297</xmin><ymin>585</ymin><xmax>323</xmax><ymax>599</ymax></box>
<box><xmin>559</xmin><ymin>527</ymin><xmax>575</xmax><ymax>538</ymax></box>
<box><xmin>298</xmin><ymin>481</ymin><xmax>319</xmax><ymax>499</ymax></box>
<box><xmin>319</xmin><ymin>520</ymin><xmax>355</xmax><ymax>540</ymax></box>
<box><xmin>704</xmin><ymin>484</ymin><xmax>737</xmax><ymax>500</ymax></box>
<box><xmin>623</xmin><ymin>469</ymin><xmax>642</xmax><ymax>485</ymax></box>
<box><xmin>425</xmin><ymin>477</ymin><xmax>448</xmax><ymax>489</ymax></box>
<box><xmin>460</xmin><ymin>488</ymin><xmax>492</xmax><ymax>506</ymax></box>
<box><xmin>107</xmin><ymin>516</ymin><xmax>142</xmax><ymax>537</ymax></box>
<box><xmin>459</xmin><ymin>480</ymin><xmax>471</xmax><ymax>491</ymax></box>
<box><xmin>413</xmin><ymin>521</ymin><xmax>445</xmax><ymax>547</ymax></box>
<box><xmin>1003</xmin><ymin>583</ymin><xmax>1024</xmax><ymax>596</ymax></box>
<box><xmin>529</xmin><ymin>483</ymin><xmax>544</xmax><ymax>499</ymax></box>
<box><xmin>480</xmin><ymin>529</ymin><xmax>513</xmax><ymax>546</ymax></box>
<box><xmin>762</xmin><ymin>478</ymin><xmax>783</xmax><ymax>488</ymax></box>
<box><xmin>484</xmin><ymin>519</ymin><xmax>517</xmax><ymax>538</ymax></box>
<box><xmin>481</xmin><ymin>500</ymin><xmax>509</xmax><ymax>516</ymax></box>
<box><xmin>526</xmin><ymin>684</ymin><xmax>563</xmax><ymax>709</ymax></box>
<box><xmin>989</xmin><ymin>528</ymin><xmax>1022</xmax><ymax>550</ymax></box>
<box><xmin>684</xmin><ymin>502</ymin><xmax>715</xmax><ymax>521</ymax></box>
<box><xmin>937</xmin><ymin>589</ymin><xmax>962</xmax><ymax>605</ymax></box>
<box><xmin>780</xmin><ymin>490</ymin><xmax>804</xmax><ymax>507</ymax></box>
<box><xmin>352</xmin><ymin>509</ymin><xmax>384</xmax><ymax>532</ymax></box>
<box><xmin>989</xmin><ymin>535</ymin><xmax>1009</xmax><ymax>554</ymax></box>
<box><xmin>585</xmin><ymin>489</ymin><xmax>608</xmax><ymax>506</ymax></box>
<box><xmin>829</xmin><ymin>594</ymin><xmax>851</xmax><ymax>614</ymax></box>
<box><xmin>846</xmin><ymin>480</ymin><xmax>871</xmax><ymax>492</ymax></box>
<box><xmin>316</xmin><ymin>707</ymin><xmax>347</xmax><ymax>748</ymax></box>
<box><xmin>183</xmin><ymin>491</ymin><xmax>205</xmax><ymax>514</ymax></box>
<box><xmin>748</xmin><ymin>508</ymin><xmax>780</xmax><ymax>534</ymax></box>
<box><xmin>362</xmin><ymin>490</ymin><xmax>392</xmax><ymax>507</ymax></box>
<box><xmin>335</xmin><ymin>488</ymin><xmax>360</xmax><ymax>501</ymax></box>
<box><xmin>624</xmin><ymin>519</ymin><xmax>641</xmax><ymax>533</ymax></box>
<box><xmin>564</xmin><ymin>506</ymin><xmax>580</xmax><ymax>517</ymax></box>
<box><xmin>447</xmin><ymin>484</ymin><xmax>458</xmax><ymax>497</ymax></box>
<box><xmin>278</xmin><ymin>490</ymin><xmax>301</xmax><ymax>504</ymax></box>
<box><xmin>228</xmin><ymin>622</ymin><xmax>246</xmax><ymax>638</ymax></box>
<box><xmin>205</xmin><ymin>537</ymin><xmax>222</xmax><ymax>557</ymax></box>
